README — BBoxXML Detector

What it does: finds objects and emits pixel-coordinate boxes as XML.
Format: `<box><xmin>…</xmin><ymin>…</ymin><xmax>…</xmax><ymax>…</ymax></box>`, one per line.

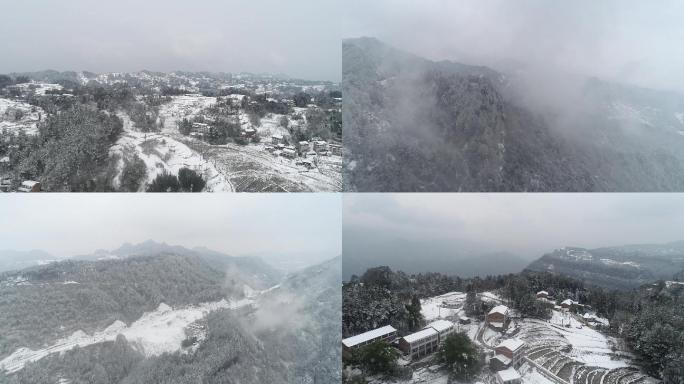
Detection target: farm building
<box><xmin>493</xmin><ymin>339</ymin><xmax>526</xmax><ymax>369</ymax></box>
<box><xmin>282</xmin><ymin>148</ymin><xmax>296</xmax><ymax>159</ymax></box>
<box><xmin>242</xmin><ymin>127</ymin><xmax>256</xmax><ymax>137</ymax></box>
<box><xmin>313</xmin><ymin>140</ymin><xmax>328</xmax><ymax>152</ymax></box>
<box><xmin>399</xmin><ymin>328</ymin><xmax>439</xmax><ymax>360</ymax></box>
<box><xmin>487</xmin><ymin>305</ymin><xmax>510</xmax><ymax>330</ymax></box>
<box><xmin>271</xmin><ymin>134</ymin><xmax>284</xmax><ymax>145</ymax></box>
<box><xmin>17</xmin><ymin>180</ymin><xmax>40</xmax><ymax>192</ymax></box>
<box><xmin>329</xmin><ymin>143</ymin><xmax>342</xmax><ymax>155</ymax></box>
<box><xmin>536</xmin><ymin>290</ymin><xmax>549</xmax><ymax>299</ymax></box>
<box><xmin>495</xmin><ymin>367</ymin><xmax>522</xmax><ymax>384</ymax></box>
<box><xmin>342</xmin><ymin>325</ymin><xmax>397</xmax><ymax>357</ymax></box>
<box><xmin>299</xmin><ymin>141</ymin><xmax>310</xmax><ymax>152</ymax></box>
<box><xmin>423</xmin><ymin>319</ymin><xmax>455</xmax><ymax>340</ymax></box>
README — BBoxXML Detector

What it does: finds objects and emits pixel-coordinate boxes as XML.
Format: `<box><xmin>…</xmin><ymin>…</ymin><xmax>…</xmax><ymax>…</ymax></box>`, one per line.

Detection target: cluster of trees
<box><xmin>8</xmin><ymin>105</ymin><xmax>124</xmax><ymax>191</ymax></box>
<box><xmin>0</xmin><ymin>254</ymin><xmax>228</xmax><ymax>358</ymax></box>
<box><xmin>146</xmin><ymin>167</ymin><xmax>206</xmax><ymax>192</ymax></box>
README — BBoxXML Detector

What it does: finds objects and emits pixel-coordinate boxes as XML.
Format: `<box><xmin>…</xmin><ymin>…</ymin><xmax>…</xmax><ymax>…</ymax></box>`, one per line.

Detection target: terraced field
<box><xmin>516</xmin><ymin>314</ymin><xmax>656</xmax><ymax>384</ymax></box>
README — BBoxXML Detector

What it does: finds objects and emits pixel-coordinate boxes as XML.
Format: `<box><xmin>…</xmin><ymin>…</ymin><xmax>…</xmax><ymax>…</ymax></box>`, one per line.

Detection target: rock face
<box><xmin>343</xmin><ymin>37</ymin><xmax>684</xmax><ymax>192</ymax></box>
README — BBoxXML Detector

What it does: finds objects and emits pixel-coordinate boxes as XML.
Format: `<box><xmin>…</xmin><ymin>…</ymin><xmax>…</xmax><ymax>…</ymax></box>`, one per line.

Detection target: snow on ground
<box><xmin>0</xmin><ymin>298</ymin><xmax>253</xmax><ymax>373</ymax></box>
<box><xmin>12</xmin><ymin>82</ymin><xmax>63</xmax><ymax>96</ymax></box>
<box><xmin>109</xmin><ymin>112</ymin><xmax>233</xmax><ymax>191</ymax></box>
<box><xmin>420</xmin><ymin>291</ymin><xmax>465</xmax><ymax>321</ymax></box>
<box><xmin>548</xmin><ymin>311</ymin><xmax>630</xmax><ymax>369</ymax></box>
<box><xmin>0</xmin><ymin>97</ymin><xmax>44</xmax><ymax>135</ymax></box>
<box><xmin>479</xmin><ymin>291</ymin><xmax>504</xmax><ymax>304</ymax></box>
<box><xmin>520</xmin><ymin>365</ymin><xmax>555</xmax><ymax>384</ymax></box>
<box><xmin>158</xmin><ymin>95</ymin><xmax>217</xmax><ymax>135</ymax></box>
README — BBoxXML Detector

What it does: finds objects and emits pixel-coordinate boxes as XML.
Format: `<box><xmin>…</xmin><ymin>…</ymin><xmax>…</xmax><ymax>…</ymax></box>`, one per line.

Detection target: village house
<box><xmin>459</xmin><ymin>315</ymin><xmax>471</xmax><ymax>325</ymax></box>
<box><xmin>328</xmin><ymin>143</ymin><xmax>342</xmax><ymax>156</ymax></box>
<box><xmin>242</xmin><ymin>127</ymin><xmax>256</xmax><ymax>137</ymax></box>
<box><xmin>298</xmin><ymin>141</ymin><xmax>310</xmax><ymax>152</ymax></box>
<box><xmin>271</xmin><ymin>134</ymin><xmax>284</xmax><ymax>145</ymax></box>
<box><xmin>487</xmin><ymin>305</ymin><xmax>510</xmax><ymax>331</ymax></box>
<box><xmin>536</xmin><ymin>290</ymin><xmax>549</xmax><ymax>299</ymax></box>
<box><xmin>313</xmin><ymin>140</ymin><xmax>328</xmax><ymax>152</ymax></box>
<box><xmin>17</xmin><ymin>180</ymin><xmax>40</xmax><ymax>192</ymax></box>
<box><xmin>399</xmin><ymin>328</ymin><xmax>439</xmax><ymax>360</ymax></box>
<box><xmin>490</xmin><ymin>339</ymin><xmax>526</xmax><ymax>371</ymax></box>
<box><xmin>282</xmin><ymin>148</ymin><xmax>296</xmax><ymax>159</ymax></box>
<box><xmin>561</xmin><ymin>299</ymin><xmax>577</xmax><ymax>310</ymax></box>
<box><xmin>495</xmin><ymin>367</ymin><xmax>522</xmax><ymax>384</ymax></box>
<box><xmin>342</xmin><ymin>325</ymin><xmax>398</xmax><ymax>357</ymax></box>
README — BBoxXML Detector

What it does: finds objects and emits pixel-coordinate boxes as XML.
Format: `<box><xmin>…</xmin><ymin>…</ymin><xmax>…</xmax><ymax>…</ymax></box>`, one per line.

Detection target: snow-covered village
<box><xmin>0</xmin><ymin>71</ymin><xmax>342</xmax><ymax>192</ymax></box>
<box><xmin>342</xmin><ymin>271</ymin><xmax>658</xmax><ymax>384</ymax></box>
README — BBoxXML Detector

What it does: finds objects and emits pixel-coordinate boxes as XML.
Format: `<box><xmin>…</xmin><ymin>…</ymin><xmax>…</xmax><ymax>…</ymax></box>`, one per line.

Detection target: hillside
<box><xmin>0</xmin><ymin>255</ymin><xmax>342</xmax><ymax>384</ymax></box>
<box><xmin>343</xmin><ymin>37</ymin><xmax>684</xmax><ymax>192</ymax></box>
<box><xmin>526</xmin><ymin>243</ymin><xmax>684</xmax><ymax>289</ymax></box>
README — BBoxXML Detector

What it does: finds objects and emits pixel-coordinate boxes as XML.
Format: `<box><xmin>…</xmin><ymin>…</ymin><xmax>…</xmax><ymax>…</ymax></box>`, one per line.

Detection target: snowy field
<box><xmin>420</xmin><ymin>291</ymin><xmax>465</xmax><ymax>321</ymax></box>
<box><xmin>109</xmin><ymin>112</ymin><xmax>233</xmax><ymax>191</ymax></box>
<box><xmin>0</xmin><ymin>298</ymin><xmax>253</xmax><ymax>373</ymax></box>
<box><xmin>0</xmin><ymin>97</ymin><xmax>44</xmax><ymax>135</ymax></box>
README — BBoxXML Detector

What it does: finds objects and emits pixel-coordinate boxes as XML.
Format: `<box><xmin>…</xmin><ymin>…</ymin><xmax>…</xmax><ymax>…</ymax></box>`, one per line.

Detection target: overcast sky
<box><xmin>0</xmin><ymin>194</ymin><xmax>341</xmax><ymax>261</ymax></box>
<box><xmin>345</xmin><ymin>194</ymin><xmax>684</xmax><ymax>260</ymax></box>
<box><xmin>0</xmin><ymin>0</ymin><xmax>341</xmax><ymax>81</ymax></box>
<box><xmin>344</xmin><ymin>0</ymin><xmax>684</xmax><ymax>93</ymax></box>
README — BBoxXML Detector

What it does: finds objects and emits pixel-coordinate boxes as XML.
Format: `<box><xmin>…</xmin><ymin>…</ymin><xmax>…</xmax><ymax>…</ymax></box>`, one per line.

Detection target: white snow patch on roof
<box><xmin>403</xmin><ymin>328</ymin><xmax>438</xmax><ymax>343</ymax></box>
<box><xmin>342</xmin><ymin>325</ymin><xmax>397</xmax><ymax>348</ymax></box>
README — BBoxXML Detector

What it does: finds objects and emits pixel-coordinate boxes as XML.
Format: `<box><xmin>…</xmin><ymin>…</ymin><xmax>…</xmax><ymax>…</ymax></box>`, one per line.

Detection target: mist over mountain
<box><xmin>0</xmin><ymin>249</ymin><xmax>57</xmax><ymax>273</ymax></box>
<box><xmin>526</xmin><ymin>241</ymin><xmax>684</xmax><ymax>290</ymax></box>
<box><xmin>343</xmin><ymin>37</ymin><xmax>684</xmax><ymax>192</ymax></box>
<box><xmin>0</xmin><ymin>245</ymin><xmax>340</xmax><ymax>383</ymax></box>
<box><xmin>342</xmin><ymin>226</ymin><xmax>528</xmax><ymax>280</ymax></box>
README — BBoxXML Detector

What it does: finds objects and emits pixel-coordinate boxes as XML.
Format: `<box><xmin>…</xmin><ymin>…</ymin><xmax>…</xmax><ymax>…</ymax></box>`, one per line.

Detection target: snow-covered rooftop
<box><xmin>537</xmin><ymin>290</ymin><xmax>548</xmax><ymax>295</ymax></box>
<box><xmin>488</xmin><ymin>305</ymin><xmax>509</xmax><ymax>315</ymax></box>
<box><xmin>342</xmin><ymin>325</ymin><xmax>397</xmax><ymax>348</ymax></box>
<box><xmin>425</xmin><ymin>319</ymin><xmax>454</xmax><ymax>332</ymax></box>
<box><xmin>491</xmin><ymin>354</ymin><xmax>511</xmax><ymax>365</ymax></box>
<box><xmin>496</xmin><ymin>338</ymin><xmax>525</xmax><ymax>352</ymax></box>
<box><xmin>403</xmin><ymin>328</ymin><xmax>438</xmax><ymax>343</ymax></box>
<box><xmin>497</xmin><ymin>367</ymin><xmax>521</xmax><ymax>382</ymax></box>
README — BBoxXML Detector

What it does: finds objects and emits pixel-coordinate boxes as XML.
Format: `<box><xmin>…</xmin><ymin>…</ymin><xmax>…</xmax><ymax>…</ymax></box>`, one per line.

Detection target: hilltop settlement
<box><xmin>343</xmin><ymin>266</ymin><xmax>683</xmax><ymax>384</ymax></box>
<box><xmin>0</xmin><ymin>71</ymin><xmax>342</xmax><ymax>192</ymax></box>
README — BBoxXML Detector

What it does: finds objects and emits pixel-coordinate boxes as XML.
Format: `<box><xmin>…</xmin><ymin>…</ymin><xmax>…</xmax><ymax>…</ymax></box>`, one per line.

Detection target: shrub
<box><xmin>178</xmin><ymin>167</ymin><xmax>206</xmax><ymax>192</ymax></box>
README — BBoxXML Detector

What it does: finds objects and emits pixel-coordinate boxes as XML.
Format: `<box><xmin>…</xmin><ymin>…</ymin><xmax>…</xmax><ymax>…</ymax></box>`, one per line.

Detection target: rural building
<box><xmin>342</xmin><ymin>325</ymin><xmax>397</xmax><ymax>357</ymax></box>
<box><xmin>242</xmin><ymin>127</ymin><xmax>256</xmax><ymax>137</ymax></box>
<box><xmin>536</xmin><ymin>290</ymin><xmax>549</xmax><ymax>299</ymax></box>
<box><xmin>299</xmin><ymin>141</ymin><xmax>310</xmax><ymax>152</ymax></box>
<box><xmin>561</xmin><ymin>299</ymin><xmax>577</xmax><ymax>310</ymax></box>
<box><xmin>271</xmin><ymin>134</ymin><xmax>284</xmax><ymax>145</ymax></box>
<box><xmin>329</xmin><ymin>143</ymin><xmax>342</xmax><ymax>155</ymax></box>
<box><xmin>487</xmin><ymin>305</ymin><xmax>510</xmax><ymax>330</ymax></box>
<box><xmin>494</xmin><ymin>339</ymin><xmax>526</xmax><ymax>369</ymax></box>
<box><xmin>17</xmin><ymin>180</ymin><xmax>40</xmax><ymax>192</ymax></box>
<box><xmin>459</xmin><ymin>316</ymin><xmax>471</xmax><ymax>325</ymax></box>
<box><xmin>282</xmin><ymin>148</ymin><xmax>296</xmax><ymax>159</ymax></box>
<box><xmin>495</xmin><ymin>367</ymin><xmax>522</xmax><ymax>384</ymax></box>
<box><xmin>399</xmin><ymin>328</ymin><xmax>439</xmax><ymax>360</ymax></box>
<box><xmin>313</xmin><ymin>140</ymin><xmax>328</xmax><ymax>152</ymax></box>
<box><xmin>424</xmin><ymin>319</ymin><xmax>455</xmax><ymax>341</ymax></box>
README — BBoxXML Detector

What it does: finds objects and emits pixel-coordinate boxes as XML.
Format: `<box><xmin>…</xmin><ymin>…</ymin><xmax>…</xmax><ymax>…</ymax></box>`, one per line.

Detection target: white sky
<box><xmin>344</xmin><ymin>0</ymin><xmax>684</xmax><ymax>93</ymax></box>
<box><xmin>0</xmin><ymin>194</ymin><xmax>341</xmax><ymax>260</ymax></box>
<box><xmin>344</xmin><ymin>193</ymin><xmax>684</xmax><ymax>260</ymax></box>
<box><xmin>0</xmin><ymin>0</ymin><xmax>341</xmax><ymax>82</ymax></box>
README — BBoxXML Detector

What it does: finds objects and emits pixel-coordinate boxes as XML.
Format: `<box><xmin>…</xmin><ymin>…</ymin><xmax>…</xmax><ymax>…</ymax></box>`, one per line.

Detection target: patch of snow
<box><xmin>0</xmin><ymin>298</ymin><xmax>253</xmax><ymax>373</ymax></box>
